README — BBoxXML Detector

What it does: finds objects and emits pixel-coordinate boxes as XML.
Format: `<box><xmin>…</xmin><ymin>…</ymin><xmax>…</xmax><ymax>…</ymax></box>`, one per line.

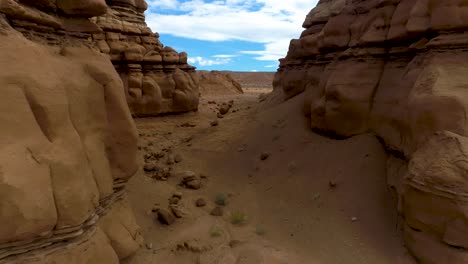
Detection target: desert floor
<box><xmin>123</xmin><ymin>88</ymin><xmax>416</xmax><ymax>264</ymax></box>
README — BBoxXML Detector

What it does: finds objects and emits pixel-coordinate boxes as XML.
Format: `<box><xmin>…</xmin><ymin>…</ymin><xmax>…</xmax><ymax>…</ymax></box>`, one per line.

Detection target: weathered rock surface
<box><xmin>0</xmin><ymin>1</ymin><xmax>141</xmax><ymax>262</ymax></box>
<box><xmin>276</xmin><ymin>0</ymin><xmax>468</xmax><ymax>262</ymax></box>
<box><xmin>92</xmin><ymin>0</ymin><xmax>199</xmax><ymax>116</ymax></box>
<box><xmin>198</xmin><ymin>71</ymin><xmax>243</xmax><ymax>95</ymax></box>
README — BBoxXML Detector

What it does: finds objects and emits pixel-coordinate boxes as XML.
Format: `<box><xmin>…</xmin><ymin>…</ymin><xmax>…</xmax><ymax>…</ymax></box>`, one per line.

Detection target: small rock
<box><xmin>154</xmin><ymin>152</ymin><xmax>165</xmax><ymax>159</ymax></box>
<box><xmin>195</xmin><ymin>198</ymin><xmax>206</xmax><ymax>207</ymax></box>
<box><xmin>179</xmin><ymin>170</ymin><xmax>197</xmax><ymax>181</ymax></box>
<box><xmin>170</xmin><ymin>204</ymin><xmax>186</xmax><ymax>218</ymax></box>
<box><xmin>146</xmin><ymin>243</ymin><xmax>153</xmax><ymax>250</ymax></box>
<box><xmin>174</xmin><ymin>154</ymin><xmax>183</xmax><ymax>163</ymax></box>
<box><xmin>151</xmin><ymin>205</ymin><xmax>160</xmax><ymax>213</ymax></box>
<box><xmin>208</xmin><ymin>101</ymin><xmax>216</xmax><ymax>104</ymax></box>
<box><xmin>169</xmin><ymin>196</ymin><xmax>180</xmax><ymax>205</ymax></box>
<box><xmin>210</xmin><ymin>120</ymin><xmax>219</xmax><ymax>127</ymax></box>
<box><xmin>179</xmin><ymin>171</ymin><xmax>202</xmax><ymax>190</ymax></box>
<box><xmin>229</xmin><ymin>240</ymin><xmax>242</xmax><ymax>248</ymax></box>
<box><xmin>210</xmin><ymin>206</ymin><xmax>224</xmax><ymax>216</ymax></box>
<box><xmin>329</xmin><ymin>180</ymin><xmax>337</xmax><ymax>189</ymax></box>
<box><xmin>351</xmin><ymin>217</ymin><xmax>358</xmax><ymax>222</ymax></box>
<box><xmin>177</xmin><ymin>241</ymin><xmax>210</xmax><ymax>253</ymax></box>
<box><xmin>260</xmin><ymin>152</ymin><xmax>271</xmax><ymax>161</ymax></box>
<box><xmin>182</xmin><ymin>136</ymin><xmax>194</xmax><ymax>143</ymax></box>
<box><xmin>180</xmin><ymin>122</ymin><xmax>196</xmax><ymax>128</ymax></box>
<box><xmin>186</xmin><ymin>178</ymin><xmax>201</xmax><ymax>190</ymax></box>
<box><xmin>217</xmin><ymin>112</ymin><xmax>224</xmax><ymax>118</ymax></box>
<box><xmin>157</xmin><ymin>209</ymin><xmax>175</xmax><ymax>225</ymax></box>
<box><xmin>144</xmin><ymin>163</ymin><xmax>158</xmax><ymax>172</ymax></box>
<box><xmin>219</xmin><ymin>103</ymin><xmax>231</xmax><ymax>115</ymax></box>
<box><xmin>173</xmin><ymin>192</ymin><xmax>183</xmax><ymax>198</ymax></box>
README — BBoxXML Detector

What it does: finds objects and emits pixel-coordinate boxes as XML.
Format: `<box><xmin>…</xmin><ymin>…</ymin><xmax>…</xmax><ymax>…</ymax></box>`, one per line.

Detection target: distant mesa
<box><xmin>198</xmin><ymin>70</ymin><xmax>243</xmax><ymax>95</ymax></box>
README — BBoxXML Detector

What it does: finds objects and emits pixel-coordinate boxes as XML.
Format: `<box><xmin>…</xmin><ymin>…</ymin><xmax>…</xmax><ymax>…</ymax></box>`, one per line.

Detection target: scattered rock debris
<box><xmin>156</xmin><ymin>208</ymin><xmax>175</xmax><ymax>225</ymax></box>
<box><xmin>179</xmin><ymin>171</ymin><xmax>202</xmax><ymax>190</ymax></box>
<box><xmin>210</xmin><ymin>206</ymin><xmax>224</xmax><ymax>216</ymax></box>
<box><xmin>260</xmin><ymin>152</ymin><xmax>271</xmax><ymax>161</ymax></box>
<box><xmin>195</xmin><ymin>198</ymin><xmax>207</xmax><ymax>207</ymax></box>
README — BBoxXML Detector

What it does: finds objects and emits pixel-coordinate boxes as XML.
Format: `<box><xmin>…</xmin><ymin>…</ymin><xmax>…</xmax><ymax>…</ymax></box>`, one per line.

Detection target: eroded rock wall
<box><xmin>0</xmin><ymin>1</ymin><xmax>142</xmax><ymax>262</ymax></box>
<box><xmin>92</xmin><ymin>0</ymin><xmax>199</xmax><ymax>116</ymax></box>
<box><xmin>276</xmin><ymin>0</ymin><xmax>468</xmax><ymax>262</ymax></box>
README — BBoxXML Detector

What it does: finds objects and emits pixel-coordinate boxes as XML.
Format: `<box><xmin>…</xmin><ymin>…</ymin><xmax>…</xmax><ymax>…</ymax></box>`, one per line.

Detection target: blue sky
<box><xmin>145</xmin><ymin>0</ymin><xmax>319</xmax><ymax>72</ymax></box>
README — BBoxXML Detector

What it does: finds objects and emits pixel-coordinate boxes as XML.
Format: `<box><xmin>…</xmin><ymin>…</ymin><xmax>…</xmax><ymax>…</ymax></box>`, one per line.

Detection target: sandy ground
<box><xmin>123</xmin><ymin>88</ymin><xmax>416</xmax><ymax>264</ymax></box>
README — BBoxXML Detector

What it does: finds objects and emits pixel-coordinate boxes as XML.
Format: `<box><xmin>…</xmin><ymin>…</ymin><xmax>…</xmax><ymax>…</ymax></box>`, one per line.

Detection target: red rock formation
<box><xmin>276</xmin><ymin>0</ymin><xmax>468</xmax><ymax>262</ymax></box>
<box><xmin>92</xmin><ymin>0</ymin><xmax>200</xmax><ymax>116</ymax></box>
<box><xmin>0</xmin><ymin>1</ymin><xmax>141</xmax><ymax>262</ymax></box>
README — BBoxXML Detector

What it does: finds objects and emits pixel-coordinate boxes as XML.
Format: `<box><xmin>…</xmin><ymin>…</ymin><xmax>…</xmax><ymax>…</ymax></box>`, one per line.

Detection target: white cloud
<box><xmin>146</xmin><ymin>0</ymin><xmax>178</xmax><ymax>9</ymax></box>
<box><xmin>264</xmin><ymin>64</ymin><xmax>277</xmax><ymax>68</ymax></box>
<box><xmin>145</xmin><ymin>0</ymin><xmax>319</xmax><ymax>62</ymax></box>
<box><xmin>187</xmin><ymin>56</ymin><xmax>232</xmax><ymax>66</ymax></box>
<box><xmin>212</xmin><ymin>54</ymin><xmax>239</xmax><ymax>58</ymax></box>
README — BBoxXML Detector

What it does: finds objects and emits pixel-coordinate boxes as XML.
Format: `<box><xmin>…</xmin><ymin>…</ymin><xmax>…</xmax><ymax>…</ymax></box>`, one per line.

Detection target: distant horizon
<box><xmin>196</xmin><ymin>69</ymin><xmax>277</xmax><ymax>73</ymax></box>
<box><xmin>145</xmin><ymin>0</ymin><xmax>319</xmax><ymax>72</ymax></box>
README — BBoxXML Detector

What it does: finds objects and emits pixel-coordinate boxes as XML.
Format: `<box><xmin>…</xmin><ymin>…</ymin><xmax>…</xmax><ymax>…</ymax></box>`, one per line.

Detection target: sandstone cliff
<box><xmin>93</xmin><ymin>0</ymin><xmax>200</xmax><ymax>117</ymax></box>
<box><xmin>275</xmin><ymin>0</ymin><xmax>468</xmax><ymax>262</ymax></box>
<box><xmin>0</xmin><ymin>1</ymin><xmax>141</xmax><ymax>263</ymax></box>
<box><xmin>198</xmin><ymin>70</ymin><xmax>243</xmax><ymax>95</ymax></box>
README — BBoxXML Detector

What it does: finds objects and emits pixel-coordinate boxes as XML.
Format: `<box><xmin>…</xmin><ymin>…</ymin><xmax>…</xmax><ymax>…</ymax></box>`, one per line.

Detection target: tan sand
<box><xmin>124</xmin><ymin>89</ymin><xmax>415</xmax><ymax>264</ymax></box>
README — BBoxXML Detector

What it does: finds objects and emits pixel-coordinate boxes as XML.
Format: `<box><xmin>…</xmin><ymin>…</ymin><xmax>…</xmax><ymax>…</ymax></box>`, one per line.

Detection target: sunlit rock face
<box><xmin>93</xmin><ymin>0</ymin><xmax>199</xmax><ymax>116</ymax></box>
<box><xmin>276</xmin><ymin>0</ymin><xmax>468</xmax><ymax>262</ymax></box>
<box><xmin>0</xmin><ymin>1</ymin><xmax>142</xmax><ymax>262</ymax></box>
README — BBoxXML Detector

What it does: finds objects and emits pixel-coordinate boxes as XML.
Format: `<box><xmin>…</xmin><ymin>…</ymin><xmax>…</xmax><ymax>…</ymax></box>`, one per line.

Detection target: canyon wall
<box><xmin>93</xmin><ymin>0</ymin><xmax>199</xmax><ymax>117</ymax></box>
<box><xmin>0</xmin><ymin>0</ymin><xmax>142</xmax><ymax>263</ymax></box>
<box><xmin>275</xmin><ymin>0</ymin><xmax>468</xmax><ymax>263</ymax></box>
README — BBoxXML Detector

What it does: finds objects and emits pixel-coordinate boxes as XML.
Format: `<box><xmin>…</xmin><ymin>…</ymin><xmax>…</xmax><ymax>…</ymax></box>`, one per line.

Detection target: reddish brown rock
<box><xmin>0</xmin><ymin>1</ymin><xmax>140</xmax><ymax>262</ymax></box>
<box><xmin>93</xmin><ymin>1</ymin><xmax>199</xmax><ymax>116</ymax></box>
<box><xmin>277</xmin><ymin>0</ymin><xmax>468</xmax><ymax>262</ymax></box>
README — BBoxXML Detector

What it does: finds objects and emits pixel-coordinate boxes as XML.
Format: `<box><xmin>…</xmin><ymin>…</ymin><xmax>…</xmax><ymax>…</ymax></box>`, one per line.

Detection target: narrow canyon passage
<box><xmin>123</xmin><ymin>90</ymin><xmax>416</xmax><ymax>264</ymax></box>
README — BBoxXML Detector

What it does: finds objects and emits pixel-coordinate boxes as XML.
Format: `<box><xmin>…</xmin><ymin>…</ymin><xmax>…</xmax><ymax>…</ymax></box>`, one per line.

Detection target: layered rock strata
<box><xmin>92</xmin><ymin>0</ymin><xmax>199</xmax><ymax>116</ymax></box>
<box><xmin>275</xmin><ymin>0</ymin><xmax>468</xmax><ymax>263</ymax></box>
<box><xmin>0</xmin><ymin>0</ymin><xmax>142</xmax><ymax>262</ymax></box>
